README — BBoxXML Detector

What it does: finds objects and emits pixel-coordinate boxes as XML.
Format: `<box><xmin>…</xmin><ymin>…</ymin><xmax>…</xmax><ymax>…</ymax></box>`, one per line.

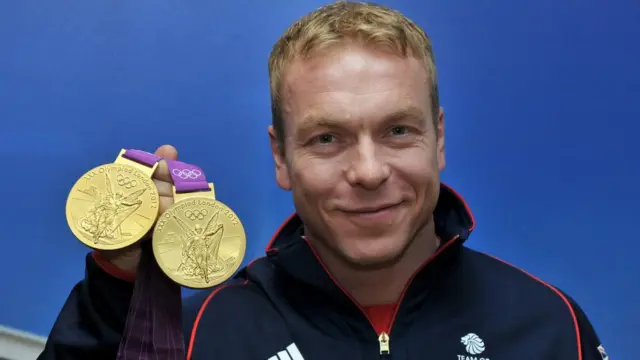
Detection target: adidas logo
<box><xmin>267</xmin><ymin>342</ymin><xmax>305</xmax><ymax>360</ymax></box>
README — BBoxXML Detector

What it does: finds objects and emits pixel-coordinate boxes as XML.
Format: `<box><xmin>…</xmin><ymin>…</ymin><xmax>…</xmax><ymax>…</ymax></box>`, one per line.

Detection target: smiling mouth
<box><xmin>343</xmin><ymin>203</ymin><xmax>400</xmax><ymax>218</ymax></box>
<box><xmin>342</xmin><ymin>202</ymin><xmax>401</xmax><ymax>215</ymax></box>
<box><xmin>340</xmin><ymin>203</ymin><xmax>401</xmax><ymax>223</ymax></box>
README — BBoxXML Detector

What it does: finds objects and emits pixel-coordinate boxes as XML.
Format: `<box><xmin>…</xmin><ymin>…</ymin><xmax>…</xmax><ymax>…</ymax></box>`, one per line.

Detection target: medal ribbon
<box><xmin>116</xmin><ymin>150</ymin><xmax>210</xmax><ymax>360</ymax></box>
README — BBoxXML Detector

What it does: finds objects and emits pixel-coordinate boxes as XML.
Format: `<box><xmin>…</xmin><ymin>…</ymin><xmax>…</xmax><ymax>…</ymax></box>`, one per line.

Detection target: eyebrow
<box><xmin>295</xmin><ymin>104</ymin><xmax>427</xmax><ymax>137</ymax></box>
<box><xmin>382</xmin><ymin>105</ymin><xmax>426</xmax><ymax>125</ymax></box>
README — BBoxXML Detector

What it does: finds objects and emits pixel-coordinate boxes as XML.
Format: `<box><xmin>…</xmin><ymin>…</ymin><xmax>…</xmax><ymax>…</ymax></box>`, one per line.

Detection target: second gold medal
<box><xmin>152</xmin><ymin>160</ymin><xmax>246</xmax><ymax>288</ymax></box>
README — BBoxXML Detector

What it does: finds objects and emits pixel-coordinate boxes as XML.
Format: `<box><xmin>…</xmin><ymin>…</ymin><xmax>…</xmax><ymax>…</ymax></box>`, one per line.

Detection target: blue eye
<box><xmin>390</xmin><ymin>126</ymin><xmax>409</xmax><ymax>136</ymax></box>
<box><xmin>316</xmin><ymin>134</ymin><xmax>335</xmax><ymax>144</ymax></box>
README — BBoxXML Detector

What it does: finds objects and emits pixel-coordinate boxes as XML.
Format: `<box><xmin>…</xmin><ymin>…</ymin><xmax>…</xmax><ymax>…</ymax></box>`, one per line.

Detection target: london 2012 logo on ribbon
<box><xmin>172</xmin><ymin>168</ymin><xmax>202</xmax><ymax>180</ymax></box>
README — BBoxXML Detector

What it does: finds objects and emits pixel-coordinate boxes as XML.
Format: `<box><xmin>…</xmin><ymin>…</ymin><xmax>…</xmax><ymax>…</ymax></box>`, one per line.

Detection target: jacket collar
<box><xmin>263</xmin><ymin>183</ymin><xmax>476</xmax><ymax>334</ymax></box>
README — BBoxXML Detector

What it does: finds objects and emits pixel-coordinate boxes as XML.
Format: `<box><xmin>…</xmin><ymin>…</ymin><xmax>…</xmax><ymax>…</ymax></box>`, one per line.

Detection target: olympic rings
<box><xmin>172</xmin><ymin>168</ymin><xmax>202</xmax><ymax>180</ymax></box>
<box><xmin>185</xmin><ymin>209</ymin><xmax>208</xmax><ymax>220</ymax></box>
<box><xmin>116</xmin><ymin>174</ymin><xmax>138</xmax><ymax>189</ymax></box>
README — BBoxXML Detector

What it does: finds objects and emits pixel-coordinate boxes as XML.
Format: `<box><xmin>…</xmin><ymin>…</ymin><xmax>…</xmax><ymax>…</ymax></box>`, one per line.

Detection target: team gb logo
<box><xmin>461</xmin><ymin>333</ymin><xmax>486</xmax><ymax>355</ymax></box>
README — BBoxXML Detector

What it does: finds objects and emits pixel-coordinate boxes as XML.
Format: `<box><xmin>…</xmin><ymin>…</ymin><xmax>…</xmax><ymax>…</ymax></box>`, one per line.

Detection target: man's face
<box><xmin>270</xmin><ymin>44</ymin><xmax>445</xmax><ymax>269</ymax></box>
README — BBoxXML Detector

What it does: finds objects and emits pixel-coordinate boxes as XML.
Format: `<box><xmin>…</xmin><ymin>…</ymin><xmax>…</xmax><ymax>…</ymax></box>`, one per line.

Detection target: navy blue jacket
<box><xmin>38</xmin><ymin>185</ymin><xmax>607</xmax><ymax>360</ymax></box>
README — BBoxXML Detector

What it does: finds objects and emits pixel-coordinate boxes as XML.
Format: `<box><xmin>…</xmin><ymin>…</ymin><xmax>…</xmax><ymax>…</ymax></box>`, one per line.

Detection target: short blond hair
<box><xmin>268</xmin><ymin>1</ymin><xmax>440</xmax><ymax>149</ymax></box>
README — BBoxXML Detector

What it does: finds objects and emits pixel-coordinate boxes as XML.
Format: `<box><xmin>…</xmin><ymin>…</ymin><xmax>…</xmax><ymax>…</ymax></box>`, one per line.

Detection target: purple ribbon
<box><xmin>165</xmin><ymin>160</ymin><xmax>210</xmax><ymax>194</ymax></box>
<box><xmin>116</xmin><ymin>150</ymin><xmax>209</xmax><ymax>359</ymax></box>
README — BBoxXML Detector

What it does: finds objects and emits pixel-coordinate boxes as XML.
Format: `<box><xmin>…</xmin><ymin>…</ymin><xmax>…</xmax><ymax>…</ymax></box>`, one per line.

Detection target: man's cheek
<box><xmin>295</xmin><ymin>162</ymin><xmax>340</xmax><ymax>185</ymax></box>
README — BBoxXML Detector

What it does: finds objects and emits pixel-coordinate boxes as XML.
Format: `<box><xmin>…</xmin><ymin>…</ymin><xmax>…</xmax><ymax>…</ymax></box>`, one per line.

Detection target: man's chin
<box><xmin>341</xmin><ymin>249</ymin><xmax>406</xmax><ymax>271</ymax></box>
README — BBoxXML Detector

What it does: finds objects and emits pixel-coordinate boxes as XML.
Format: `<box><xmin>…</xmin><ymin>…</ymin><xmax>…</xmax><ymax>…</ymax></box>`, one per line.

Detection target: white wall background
<box><xmin>0</xmin><ymin>326</ymin><xmax>46</xmax><ymax>360</ymax></box>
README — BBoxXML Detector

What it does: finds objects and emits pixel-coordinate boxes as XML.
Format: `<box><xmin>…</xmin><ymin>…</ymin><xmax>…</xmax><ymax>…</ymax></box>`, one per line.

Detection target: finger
<box><xmin>152</xmin><ymin>145</ymin><xmax>178</xmax><ymax>183</ymax></box>
<box><xmin>154</xmin><ymin>144</ymin><xmax>178</xmax><ymax>159</ymax></box>
<box><xmin>153</xmin><ymin>178</ymin><xmax>174</xmax><ymax>196</ymax></box>
<box><xmin>153</xmin><ymin>160</ymin><xmax>172</xmax><ymax>183</ymax></box>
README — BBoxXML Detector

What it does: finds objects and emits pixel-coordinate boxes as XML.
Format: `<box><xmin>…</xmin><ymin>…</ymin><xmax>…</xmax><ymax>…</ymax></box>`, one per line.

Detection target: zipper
<box><xmin>378</xmin><ymin>332</ymin><xmax>390</xmax><ymax>358</ymax></box>
<box><xmin>370</xmin><ymin>235</ymin><xmax>459</xmax><ymax>359</ymax></box>
<box><xmin>302</xmin><ymin>234</ymin><xmax>461</xmax><ymax>359</ymax></box>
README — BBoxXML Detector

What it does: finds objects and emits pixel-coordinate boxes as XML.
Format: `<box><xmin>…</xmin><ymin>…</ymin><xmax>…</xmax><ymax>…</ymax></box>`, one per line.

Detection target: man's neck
<box><xmin>307</xmin><ymin>220</ymin><xmax>439</xmax><ymax>306</ymax></box>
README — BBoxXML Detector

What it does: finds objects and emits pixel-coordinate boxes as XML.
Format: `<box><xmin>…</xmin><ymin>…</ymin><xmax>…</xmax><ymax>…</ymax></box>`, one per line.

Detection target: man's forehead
<box><xmin>283</xmin><ymin>45</ymin><xmax>428</xmax><ymax>94</ymax></box>
<box><xmin>278</xmin><ymin>45</ymin><xmax>431</xmax><ymax>132</ymax></box>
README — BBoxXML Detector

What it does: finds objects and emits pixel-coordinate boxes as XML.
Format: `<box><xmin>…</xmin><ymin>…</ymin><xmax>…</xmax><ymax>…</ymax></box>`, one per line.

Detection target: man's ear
<box><xmin>268</xmin><ymin>125</ymin><xmax>292</xmax><ymax>190</ymax></box>
<box><xmin>436</xmin><ymin>107</ymin><xmax>446</xmax><ymax>172</ymax></box>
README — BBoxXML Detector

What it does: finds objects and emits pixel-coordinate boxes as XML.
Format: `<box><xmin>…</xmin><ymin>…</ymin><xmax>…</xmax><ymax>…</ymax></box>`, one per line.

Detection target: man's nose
<box><xmin>345</xmin><ymin>138</ymin><xmax>390</xmax><ymax>190</ymax></box>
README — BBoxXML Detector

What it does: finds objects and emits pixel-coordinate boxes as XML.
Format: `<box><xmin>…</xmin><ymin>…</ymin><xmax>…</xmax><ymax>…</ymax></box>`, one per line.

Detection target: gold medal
<box><xmin>65</xmin><ymin>149</ymin><xmax>161</xmax><ymax>250</ymax></box>
<box><xmin>152</xmin><ymin>161</ymin><xmax>246</xmax><ymax>289</ymax></box>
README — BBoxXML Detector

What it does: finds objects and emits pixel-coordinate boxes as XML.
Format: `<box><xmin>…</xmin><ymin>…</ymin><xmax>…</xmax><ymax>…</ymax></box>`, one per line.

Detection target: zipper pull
<box><xmin>378</xmin><ymin>332</ymin><xmax>390</xmax><ymax>357</ymax></box>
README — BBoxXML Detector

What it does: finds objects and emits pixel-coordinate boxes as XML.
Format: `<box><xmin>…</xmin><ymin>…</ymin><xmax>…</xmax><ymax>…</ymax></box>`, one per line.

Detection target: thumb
<box><xmin>153</xmin><ymin>145</ymin><xmax>178</xmax><ymax>182</ymax></box>
<box><xmin>154</xmin><ymin>144</ymin><xmax>178</xmax><ymax>160</ymax></box>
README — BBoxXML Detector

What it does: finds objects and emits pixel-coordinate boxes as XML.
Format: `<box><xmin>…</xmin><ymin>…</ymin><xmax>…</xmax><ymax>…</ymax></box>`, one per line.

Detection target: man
<box><xmin>39</xmin><ymin>2</ymin><xmax>607</xmax><ymax>359</ymax></box>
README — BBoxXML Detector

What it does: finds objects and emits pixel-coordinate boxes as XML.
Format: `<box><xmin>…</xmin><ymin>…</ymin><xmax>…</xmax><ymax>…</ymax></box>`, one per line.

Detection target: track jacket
<box><xmin>38</xmin><ymin>184</ymin><xmax>608</xmax><ymax>360</ymax></box>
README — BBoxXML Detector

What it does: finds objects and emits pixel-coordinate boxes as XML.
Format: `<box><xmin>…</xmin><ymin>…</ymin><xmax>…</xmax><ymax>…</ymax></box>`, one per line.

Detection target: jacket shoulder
<box><xmin>462</xmin><ymin>247</ymin><xmax>578</xmax><ymax>312</ymax></box>
<box><xmin>460</xmin><ymin>247</ymin><xmax>588</xmax><ymax>356</ymax></box>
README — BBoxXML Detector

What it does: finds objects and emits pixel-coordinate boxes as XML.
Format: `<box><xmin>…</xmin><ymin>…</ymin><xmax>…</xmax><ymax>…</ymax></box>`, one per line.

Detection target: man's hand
<box><xmin>100</xmin><ymin>144</ymin><xmax>178</xmax><ymax>272</ymax></box>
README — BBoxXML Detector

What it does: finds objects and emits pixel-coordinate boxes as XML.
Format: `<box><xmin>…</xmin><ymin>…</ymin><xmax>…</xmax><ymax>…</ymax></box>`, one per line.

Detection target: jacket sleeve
<box><xmin>567</xmin><ymin>295</ymin><xmax>609</xmax><ymax>360</ymax></box>
<box><xmin>37</xmin><ymin>252</ymin><xmax>135</xmax><ymax>360</ymax></box>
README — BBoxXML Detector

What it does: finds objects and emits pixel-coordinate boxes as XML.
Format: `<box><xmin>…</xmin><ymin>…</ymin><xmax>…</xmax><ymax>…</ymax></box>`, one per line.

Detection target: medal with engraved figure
<box><xmin>65</xmin><ymin>149</ymin><xmax>162</xmax><ymax>250</ymax></box>
<box><xmin>153</xmin><ymin>160</ymin><xmax>246</xmax><ymax>289</ymax></box>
